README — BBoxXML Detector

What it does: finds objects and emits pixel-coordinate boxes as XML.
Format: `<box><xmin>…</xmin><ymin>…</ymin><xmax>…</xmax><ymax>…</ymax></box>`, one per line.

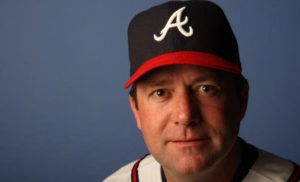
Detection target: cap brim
<box><xmin>124</xmin><ymin>51</ymin><xmax>241</xmax><ymax>89</ymax></box>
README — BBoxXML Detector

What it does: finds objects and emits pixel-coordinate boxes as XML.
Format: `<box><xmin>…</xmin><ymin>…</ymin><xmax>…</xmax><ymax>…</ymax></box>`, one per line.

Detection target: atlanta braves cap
<box><xmin>124</xmin><ymin>0</ymin><xmax>241</xmax><ymax>89</ymax></box>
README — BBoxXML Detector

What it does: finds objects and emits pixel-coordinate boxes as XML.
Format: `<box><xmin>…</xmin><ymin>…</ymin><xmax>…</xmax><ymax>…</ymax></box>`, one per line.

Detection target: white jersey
<box><xmin>103</xmin><ymin>141</ymin><xmax>300</xmax><ymax>182</ymax></box>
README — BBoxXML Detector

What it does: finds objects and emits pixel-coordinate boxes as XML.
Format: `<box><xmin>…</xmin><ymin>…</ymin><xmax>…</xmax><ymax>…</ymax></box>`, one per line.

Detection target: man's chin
<box><xmin>163</xmin><ymin>154</ymin><xmax>211</xmax><ymax>175</ymax></box>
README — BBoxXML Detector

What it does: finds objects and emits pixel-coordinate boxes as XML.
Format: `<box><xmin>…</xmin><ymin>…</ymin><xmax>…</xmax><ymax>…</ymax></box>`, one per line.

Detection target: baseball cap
<box><xmin>124</xmin><ymin>0</ymin><xmax>241</xmax><ymax>89</ymax></box>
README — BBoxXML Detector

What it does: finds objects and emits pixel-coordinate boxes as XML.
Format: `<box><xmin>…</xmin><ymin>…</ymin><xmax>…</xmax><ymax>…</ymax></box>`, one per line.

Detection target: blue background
<box><xmin>1</xmin><ymin>0</ymin><xmax>299</xmax><ymax>181</ymax></box>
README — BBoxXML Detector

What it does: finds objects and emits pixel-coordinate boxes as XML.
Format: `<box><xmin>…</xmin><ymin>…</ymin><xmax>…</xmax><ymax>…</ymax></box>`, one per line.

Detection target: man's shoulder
<box><xmin>246</xmin><ymin>147</ymin><xmax>299</xmax><ymax>181</ymax></box>
<box><xmin>103</xmin><ymin>155</ymin><xmax>161</xmax><ymax>182</ymax></box>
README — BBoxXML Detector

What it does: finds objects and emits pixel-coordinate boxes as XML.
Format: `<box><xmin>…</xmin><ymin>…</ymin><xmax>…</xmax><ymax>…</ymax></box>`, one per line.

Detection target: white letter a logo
<box><xmin>154</xmin><ymin>6</ymin><xmax>193</xmax><ymax>42</ymax></box>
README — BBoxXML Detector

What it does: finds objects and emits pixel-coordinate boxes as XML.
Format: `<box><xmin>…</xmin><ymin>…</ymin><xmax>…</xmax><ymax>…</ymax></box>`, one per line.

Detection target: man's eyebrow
<box><xmin>192</xmin><ymin>73</ymin><xmax>211</xmax><ymax>82</ymax></box>
<box><xmin>143</xmin><ymin>78</ymin><xmax>173</xmax><ymax>87</ymax></box>
<box><xmin>190</xmin><ymin>71</ymin><xmax>222</xmax><ymax>84</ymax></box>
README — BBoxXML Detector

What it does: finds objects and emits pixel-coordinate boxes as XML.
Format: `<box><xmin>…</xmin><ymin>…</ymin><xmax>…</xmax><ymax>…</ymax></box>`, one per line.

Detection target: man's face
<box><xmin>129</xmin><ymin>65</ymin><xmax>248</xmax><ymax>176</ymax></box>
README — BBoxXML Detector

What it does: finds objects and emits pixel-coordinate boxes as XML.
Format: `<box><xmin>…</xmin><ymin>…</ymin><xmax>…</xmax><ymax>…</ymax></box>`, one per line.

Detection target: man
<box><xmin>104</xmin><ymin>1</ymin><xmax>300</xmax><ymax>181</ymax></box>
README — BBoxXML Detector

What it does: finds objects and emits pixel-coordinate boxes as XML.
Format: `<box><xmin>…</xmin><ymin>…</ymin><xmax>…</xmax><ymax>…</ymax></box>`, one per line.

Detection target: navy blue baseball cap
<box><xmin>124</xmin><ymin>0</ymin><xmax>241</xmax><ymax>89</ymax></box>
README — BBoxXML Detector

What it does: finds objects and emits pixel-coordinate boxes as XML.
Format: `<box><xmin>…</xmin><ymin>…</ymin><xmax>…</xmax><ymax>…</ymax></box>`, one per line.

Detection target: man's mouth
<box><xmin>170</xmin><ymin>137</ymin><xmax>210</xmax><ymax>147</ymax></box>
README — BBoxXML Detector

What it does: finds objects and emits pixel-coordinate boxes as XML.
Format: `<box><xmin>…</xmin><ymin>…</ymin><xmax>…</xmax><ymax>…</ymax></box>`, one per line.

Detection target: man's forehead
<box><xmin>138</xmin><ymin>65</ymin><xmax>227</xmax><ymax>85</ymax></box>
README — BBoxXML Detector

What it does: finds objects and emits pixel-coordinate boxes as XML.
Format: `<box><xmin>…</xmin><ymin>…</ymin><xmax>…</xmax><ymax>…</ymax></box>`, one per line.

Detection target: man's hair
<box><xmin>129</xmin><ymin>83</ymin><xmax>138</xmax><ymax>108</ymax></box>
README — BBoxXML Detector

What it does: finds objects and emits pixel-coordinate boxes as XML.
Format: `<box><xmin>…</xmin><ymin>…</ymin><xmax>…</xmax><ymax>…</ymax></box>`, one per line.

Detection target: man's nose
<box><xmin>174</xmin><ymin>89</ymin><xmax>201</xmax><ymax>126</ymax></box>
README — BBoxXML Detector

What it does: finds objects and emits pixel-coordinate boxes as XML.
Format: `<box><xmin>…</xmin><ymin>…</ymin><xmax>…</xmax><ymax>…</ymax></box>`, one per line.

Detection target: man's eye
<box><xmin>196</xmin><ymin>85</ymin><xmax>219</xmax><ymax>96</ymax></box>
<box><xmin>199</xmin><ymin>85</ymin><xmax>210</xmax><ymax>92</ymax></box>
<box><xmin>149</xmin><ymin>89</ymin><xmax>171</xmax><ymax>102</ymax></box>
<box><xmin>153</xmin><ymin>89</ymin><xmax>166</xmax><ymax>97</ymax></box>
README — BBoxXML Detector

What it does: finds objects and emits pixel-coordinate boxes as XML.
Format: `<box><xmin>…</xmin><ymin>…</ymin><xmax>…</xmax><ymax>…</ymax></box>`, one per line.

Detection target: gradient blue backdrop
<box><xmin>1</xmin><ymin>0</ymin><xmax>299</xmax><ymax>181</ymax></box>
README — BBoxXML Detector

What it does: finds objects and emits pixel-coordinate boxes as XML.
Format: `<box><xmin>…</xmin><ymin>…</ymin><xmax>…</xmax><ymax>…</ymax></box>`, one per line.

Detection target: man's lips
<box><xmin>170</xmin><ymin>137</ymin><xmax>210</xmax><ymax>147</ymax></box>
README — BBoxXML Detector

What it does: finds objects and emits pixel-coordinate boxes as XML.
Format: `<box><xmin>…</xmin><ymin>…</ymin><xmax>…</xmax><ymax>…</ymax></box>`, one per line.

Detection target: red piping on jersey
<box><xmin>288</xmin><ymin>163</ymin><xmax>300</xmax><ymax>182</ymax></box>
<box><xmin>131</xmin><ymin>154</ymin><xmax>149</xmax><ymax>182</ymax></box>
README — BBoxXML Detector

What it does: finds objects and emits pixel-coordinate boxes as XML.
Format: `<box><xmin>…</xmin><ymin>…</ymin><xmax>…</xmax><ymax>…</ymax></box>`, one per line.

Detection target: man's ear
<box><xmin>239</xmin><ymin>82</ymin><xmax>249</xmax><ymax>120</ymax></box>
<box><xmin>129</xmin><ymin>96</ymin><xmax>142</xmax><ymax>130</ymax></box>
